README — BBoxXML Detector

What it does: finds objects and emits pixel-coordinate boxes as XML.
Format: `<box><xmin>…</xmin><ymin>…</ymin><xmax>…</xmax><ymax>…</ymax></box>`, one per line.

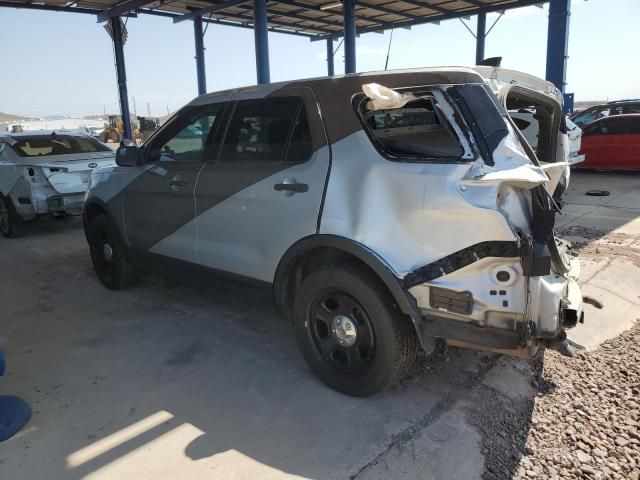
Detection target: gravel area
<box><xmin>472</xmin><ymin>324</ymin><xmax>640</xmax><ymax>480</ymax></box>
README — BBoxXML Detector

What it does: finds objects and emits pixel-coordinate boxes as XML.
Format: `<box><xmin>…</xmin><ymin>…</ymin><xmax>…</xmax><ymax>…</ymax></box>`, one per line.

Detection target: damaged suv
<box><xmin>84</xmin><ymin>67</ymin><xmax>583</xmax><ymax>396</ymax></box>
<box><xmin>0</xmin><ymin>131</ymin><xmax>116</xmax><ymax>237</ymax></box>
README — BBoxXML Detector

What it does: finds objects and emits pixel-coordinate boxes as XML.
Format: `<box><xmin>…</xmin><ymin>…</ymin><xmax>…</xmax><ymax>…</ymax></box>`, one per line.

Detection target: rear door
<box><xmin>624</xmin><ymin>118</ymin><xmax>640</xmax><ymax>169</ymax></box>
<box><xmin>599</xmin><ymin>117</ymin><xmax>631</xmax><ymax>169</ymax></box>
<box><xmin>194</xmin><ymin>87</ymin><xmax>330</xmax><ymax>282</ymax></box>
<box><xmin>123</xmin><ymin>102</ymin><xmax>227</xmax><ymax>263</ymax></box>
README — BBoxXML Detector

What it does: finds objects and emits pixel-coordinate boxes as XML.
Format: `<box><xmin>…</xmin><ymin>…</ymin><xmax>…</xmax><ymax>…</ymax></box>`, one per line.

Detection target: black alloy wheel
<box><xmin>308</xmin><ymin>292</ymin><xmax>376</xmax><ymax>374</ymax></box>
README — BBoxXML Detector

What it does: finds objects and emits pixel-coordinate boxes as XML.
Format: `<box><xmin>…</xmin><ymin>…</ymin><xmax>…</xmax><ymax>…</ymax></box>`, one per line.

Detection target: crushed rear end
<box><xmin>352</xmin><ymin>69</ymin><xmax>584</xmax><ymax>358</ymax></box>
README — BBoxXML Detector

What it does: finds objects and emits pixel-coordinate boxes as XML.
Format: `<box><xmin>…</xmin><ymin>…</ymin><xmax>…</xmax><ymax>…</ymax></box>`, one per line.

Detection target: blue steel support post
<box><xmin>193</xmin><ymin>15</ymin><xmax>207</xmax><ymax>95</ymax></box>
<box><xmin>111</xmin><ymin>17</ymin><xmax>132</xmax><ymax>140</ymax></box>
<box><xmin>545</xmin><ymin>0</ymin><xmax>571</xmax><ymax>93</ymax></box>
<box><xmin>326</xmin><ymin>37</ymin><xmax>335</xmax><ymax>76</ymax></box>
<box><xmin>254</xmin><ymin>0</ymin><xmax>270</xmax><ymax>84</ymax></box>
<box><xmin>343</xmin><ymin>0</ymin><xmax>356</xmax><ymax>74</ymax></box>
<box><xmin>475</xmin><ymin>12</ymin><xmax>486</xmax><ymax>65</ymax></box>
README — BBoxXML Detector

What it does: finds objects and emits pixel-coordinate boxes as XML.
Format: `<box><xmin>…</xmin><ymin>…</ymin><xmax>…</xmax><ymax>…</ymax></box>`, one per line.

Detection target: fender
<box><xmin>273</xmin><ymin>234</ymin><xmax>432</xmax><ymax>351</ymax></box>
<box><xmin>83</xmin><ymin>197</ymin><xmax>122</xmax><ymax>242</ymax></box>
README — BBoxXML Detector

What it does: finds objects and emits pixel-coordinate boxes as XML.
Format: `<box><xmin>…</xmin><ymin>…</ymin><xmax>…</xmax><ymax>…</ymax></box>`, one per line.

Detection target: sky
<box><xmin>0</xmin><ymin>0</ymin><xmax>638</xmax><ymax>118</ymax></box>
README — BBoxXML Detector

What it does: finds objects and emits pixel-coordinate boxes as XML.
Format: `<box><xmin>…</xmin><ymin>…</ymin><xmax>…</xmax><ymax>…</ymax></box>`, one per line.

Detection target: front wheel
<box><xmin>87</xmin><ymin>214</ymin><xmax>137</xmax><ymax>290</ymax></box>
<box><xmin>293</xmin><ymin>265</ymin><xmax>418</xmax><ymax>396</ymax></box>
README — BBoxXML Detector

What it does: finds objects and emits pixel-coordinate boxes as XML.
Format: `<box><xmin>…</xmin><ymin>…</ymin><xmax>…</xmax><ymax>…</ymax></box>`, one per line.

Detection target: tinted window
<box><xmin>361</xmin><ymin>96</ymin><xmax>463</xmax><ymax>159</ymax></box>
<box><xmin>629</xmin><ymin>118</ymin><xmax>640</xmax><ymax>134</ymax></box>
<box><xmin>572</xmin><ymin>106</ymin><xmax>609</xmax><ymax>127</ymax></box>
<box><xmin>512</xmin><ymin>117</ymin><xmax>532</xmax><ymax>131</ymax></box>
<box><xmin>597</xmin><ymin>118</ymin><xmax>631</xmax><ymax>135</ymax></box>
<box><xmin>221</xmin><ymin>97</ymin><xmax>311</xmax><ymax>164</ymax></box>
<box><xmin>10</xmin><ymin>135</ymin><xmax>110</xmax><ymax>157</ymax></box>
<box><xmin>148</xmin><ymin>105</ymin><xmax>224</xmax><ymax>163</ymax></box>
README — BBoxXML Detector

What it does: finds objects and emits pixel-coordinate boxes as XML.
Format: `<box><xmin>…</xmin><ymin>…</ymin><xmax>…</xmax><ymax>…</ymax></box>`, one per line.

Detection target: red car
<box><xmin>577</xmin><ymin>114</ymin><xmax>640</xmax><ymax>170</ymax></box>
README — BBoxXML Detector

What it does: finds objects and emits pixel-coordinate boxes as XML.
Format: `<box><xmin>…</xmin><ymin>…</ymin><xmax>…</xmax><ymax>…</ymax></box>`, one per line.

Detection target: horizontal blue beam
<box><xmin>311</xmin><ymin>0</ymin><xmax>550</xmax><ymax>40</ymax></box>
<box><xmin>173</xmin><ymin>0</ymin><xmax>250</xmax><ymax>24</ymax></box>
<box><xmin>96</xmin><ymin>0</ymin><xmax>153</xmax><ymax>22</ymax></box>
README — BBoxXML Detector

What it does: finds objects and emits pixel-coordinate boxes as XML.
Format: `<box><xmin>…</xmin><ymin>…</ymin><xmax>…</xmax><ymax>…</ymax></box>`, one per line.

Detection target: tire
<box><xmin>0</xmin><ymin>195</ymin><xmax>26</xmax><ymax>238</ymax></box>
<box><xmin>87</xmin><ymin>214</ymin><xmax>137</xmax><ymax>290</ymax></box>
<box><xmin>293</xmin><ymin>265</ymin><xmax>418</xmax><ymax>396</ymax></box>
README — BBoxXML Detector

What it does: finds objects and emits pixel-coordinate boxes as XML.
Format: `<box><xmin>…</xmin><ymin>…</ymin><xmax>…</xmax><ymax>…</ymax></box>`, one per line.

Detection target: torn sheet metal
<box><xmin>462</xmin><ymin>123</ymin><xmax>549</xmax><ymax>189</ymax></box>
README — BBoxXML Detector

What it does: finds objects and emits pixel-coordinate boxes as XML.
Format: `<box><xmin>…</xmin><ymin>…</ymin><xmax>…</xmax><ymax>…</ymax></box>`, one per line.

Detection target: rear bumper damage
<box><xmin>407</xmin><ymin>238</ymin><xmax>584</xmax><ymax>357</ymax></box>
<box><xmin>13</xmin><ymin>181</ymin><xmax>86</xmax><ymax>220</ymax></box>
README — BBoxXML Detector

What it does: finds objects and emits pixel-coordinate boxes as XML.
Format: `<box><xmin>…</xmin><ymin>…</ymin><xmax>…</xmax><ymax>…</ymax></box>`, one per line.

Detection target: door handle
<box><xmin>274</xmin><ymin>178</ymin><xmax>308</xmax><ymax>196</ymax></box>
<box><xmin>167</xmin><ymin>175</ymin><xmax>187</xmax><ymax>191</ymax></box>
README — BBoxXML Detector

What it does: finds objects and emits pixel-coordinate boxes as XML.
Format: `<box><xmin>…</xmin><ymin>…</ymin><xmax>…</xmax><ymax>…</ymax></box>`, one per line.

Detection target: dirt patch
<box><xmin>470</xmin><ymin>324</ymin><xmax>640</xmax><ymax>480</ymax></box>
<box><xmin>558</xmin><ymin>226</ymin><xmax>640</xmax><ymax>268</ymax></box>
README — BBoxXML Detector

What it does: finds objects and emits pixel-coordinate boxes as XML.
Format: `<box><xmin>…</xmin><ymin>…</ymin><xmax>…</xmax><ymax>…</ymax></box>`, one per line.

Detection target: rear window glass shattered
<box><xmin>359</xmin><ymin>84</ymin><xmax>464</xmax><ymax>160</ymax></box>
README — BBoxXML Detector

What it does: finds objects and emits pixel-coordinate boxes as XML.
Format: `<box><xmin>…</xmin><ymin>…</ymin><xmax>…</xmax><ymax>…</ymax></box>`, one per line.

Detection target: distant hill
<box><xmin>0</xmin><ymin>112</ymin><xmax>32</xmax><ymax>122</ymax></box>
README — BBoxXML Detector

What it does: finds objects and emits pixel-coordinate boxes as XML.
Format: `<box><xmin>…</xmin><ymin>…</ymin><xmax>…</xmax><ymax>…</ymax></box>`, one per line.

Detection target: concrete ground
<box><xmin>0</xmin><ymin>171</ymin><xmax>638</xmax><ymax>480</ymax></box>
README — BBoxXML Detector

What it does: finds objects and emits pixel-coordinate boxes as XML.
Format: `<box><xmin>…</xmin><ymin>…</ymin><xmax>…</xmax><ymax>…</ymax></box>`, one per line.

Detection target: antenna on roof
<box><xmin>384</xmin><ymin>23</ymin><xmax>395</xmax><ymax>71</ymax></box>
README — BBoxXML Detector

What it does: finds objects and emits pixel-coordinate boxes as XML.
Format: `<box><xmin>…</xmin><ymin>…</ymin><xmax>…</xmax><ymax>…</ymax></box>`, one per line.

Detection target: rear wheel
<box><xmin>293</xmin><ymin>265</ymin><xmax>418</xmax><ymax>396</ymax></box>
<box><xmin>87</xmin><ymin>214</ymin><xmax>137</xmax><ymax>290</ymax></box>
<box><xmin>0</xmin><ymin>195</ymin><xmax>26</xmax><ymax>238</ymax></box>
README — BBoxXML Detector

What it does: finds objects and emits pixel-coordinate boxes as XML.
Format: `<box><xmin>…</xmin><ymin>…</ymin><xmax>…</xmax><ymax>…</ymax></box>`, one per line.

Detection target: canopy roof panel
<box><xmin>0</xmin><ymin>0</ymin><xmax>547</xmax><ymax>38</ymax></box>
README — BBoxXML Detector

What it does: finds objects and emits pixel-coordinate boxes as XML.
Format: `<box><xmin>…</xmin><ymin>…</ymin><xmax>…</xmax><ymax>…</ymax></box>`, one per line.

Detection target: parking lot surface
<box><xmin>0</xmin><ymin>171</ymin><xmax>638</xmax><ymax>480</ymax></box>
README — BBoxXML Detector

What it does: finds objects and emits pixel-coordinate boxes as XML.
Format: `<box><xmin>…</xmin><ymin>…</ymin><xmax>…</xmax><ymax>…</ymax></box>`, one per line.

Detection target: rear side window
<box><xmin>220</xmin><ymin>97</ymin><xmax>312</xmax><ymax>164</ymax></box>
<box><xmin>359</xmin><ymin>95</ymin><xmax>464</xmax><ymax>160</ymax></box>
<box><xmin>588</xmin><ymin>117</ymin><xmax>631</xmax><ymax>135</ymax></box>
<box><xmin>512</xmin><ymin>117</ymin><xmax>532</xmax><ymax>131</ymax></box>
<box><xmin>10</xmin><ymin>135</ymin><xmax>111</xmax><ymax>157</ymax></box>
<box><xmin>629</xmin><ymin>118</ymin><xmax>640</xmax><ymax>134</ymax></box>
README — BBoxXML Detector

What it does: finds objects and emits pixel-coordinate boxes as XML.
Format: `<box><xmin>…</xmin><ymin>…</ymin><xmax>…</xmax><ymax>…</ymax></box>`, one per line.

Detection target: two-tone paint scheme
<box><xmin>84</xmin><ymin>67</ymin><xmax>584</xmax><ymax>390</ymax></box>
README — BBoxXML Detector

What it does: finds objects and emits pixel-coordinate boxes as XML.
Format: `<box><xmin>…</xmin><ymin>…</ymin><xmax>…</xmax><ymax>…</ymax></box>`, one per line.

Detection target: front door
<box><xmin>123</xmin><ymin>103</ymin><xmax>227</xmax><ymax>263</ymax></box>
<box><xmin>194</xmin><ymin>88</ymin><xmax>330</xmax><ymax>282</ymax></box>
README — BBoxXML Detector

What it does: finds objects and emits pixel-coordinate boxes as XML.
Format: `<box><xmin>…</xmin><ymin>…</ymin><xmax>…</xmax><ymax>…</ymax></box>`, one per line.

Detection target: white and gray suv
<box><xmin>83</xmin><ymin>67</ymin><xmax>584</xmax><ymax>396</ymax></box>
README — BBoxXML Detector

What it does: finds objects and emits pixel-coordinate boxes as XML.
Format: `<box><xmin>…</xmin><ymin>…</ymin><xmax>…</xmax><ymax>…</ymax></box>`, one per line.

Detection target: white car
<box><xmin>508</xmin><ymin>108</ymin><xmax>585</xmax><ymax>200</ymax></box>
<box><xmin>0</xmin><ymin>131</ymin><xmax>116</xmax><ymax>237</ymax></box>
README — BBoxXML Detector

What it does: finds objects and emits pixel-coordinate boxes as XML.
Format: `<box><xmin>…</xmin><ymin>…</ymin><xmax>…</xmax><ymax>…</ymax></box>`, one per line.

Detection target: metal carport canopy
<box><xmin>1</xmin><ymin>0</ymin><xmax>571</xmax><ymax>137</ymax></box>
<box><xmin>0</xmin><ymin>0</ymin><xmax>549</xmax><ymax>39</ymax></box>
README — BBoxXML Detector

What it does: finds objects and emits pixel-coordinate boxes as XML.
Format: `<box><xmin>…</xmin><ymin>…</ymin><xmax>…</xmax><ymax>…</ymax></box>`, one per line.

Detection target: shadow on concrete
<box><xmin>0</xmin><ymin>236</ymin><xmax>542</xmax><ymax>480</ymax></box>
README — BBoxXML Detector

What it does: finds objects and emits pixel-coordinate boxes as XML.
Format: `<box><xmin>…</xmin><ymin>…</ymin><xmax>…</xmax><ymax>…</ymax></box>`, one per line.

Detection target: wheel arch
<box><xmin>83</xmin><ymin>198</ymin><xmax>121</xmax><ymax>242</ymax></box>
<box><xmin>273</xmin><ymin>235</ymin><xmax>416</xmax><ymax>321</ymax></box>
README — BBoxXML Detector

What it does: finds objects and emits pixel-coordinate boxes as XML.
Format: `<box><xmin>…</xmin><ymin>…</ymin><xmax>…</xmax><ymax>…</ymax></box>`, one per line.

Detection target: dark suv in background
<box><xmin>571</xmin><ymin>99</ymin><xmax>640</xmax><ymax>127</ymax></box>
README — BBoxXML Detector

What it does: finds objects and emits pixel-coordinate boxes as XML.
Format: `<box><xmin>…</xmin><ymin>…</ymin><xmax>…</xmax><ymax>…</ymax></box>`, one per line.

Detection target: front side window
<box><xmin>220</xmin><ymin>97</ymin><xmax>312</xmax><ymax>164</ymax></box>
<box><xmin>148</xmin><ymin>105</ymin><xmax>224</xmax><ymax>163</ymax></box>
<box><xmin>360</xmin><ymin>95</ymin><xmax>464</xmax><ymax>159</ymax></box>
<box><xmin>572</xmin><ymin>106</ymin><xmax>609</xmax><ymax>127</ymax></box>
<box><xmin>10</xmin><ymin>135</ymin><xmax>111</xmax><ymax>157</ymax></box>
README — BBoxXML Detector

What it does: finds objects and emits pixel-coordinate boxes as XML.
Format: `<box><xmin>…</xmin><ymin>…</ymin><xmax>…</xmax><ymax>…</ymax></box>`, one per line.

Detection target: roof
<box><xmin>191</xmin><ymin>65</ymin><xmax>482</xmax><ymax>102</ymax></box>
<box><xmin>0</xmin><ymin>130</ymin><xmax>92</xmax><ymax>138</ymax></box>
<box><xmin>607</xmin><ymin>99</ymin><xmax>640</xmax><ymax>105</ymax></box>
<box><xmin>0</xmin><ymin>0</ymin><xmax>549</xmax><ymax>38</ymax></box>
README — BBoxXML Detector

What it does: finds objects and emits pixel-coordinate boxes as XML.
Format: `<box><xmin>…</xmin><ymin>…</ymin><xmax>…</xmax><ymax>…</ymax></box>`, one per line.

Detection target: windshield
<box><xmin>9</xmin><ymin>135</ymin><xmax>111</xmax><ymax>157</ymax></box>
<box><xmin>571</xmin><ymin>106</ymin><xmax>610</xmax><ymax>127</ymax></box>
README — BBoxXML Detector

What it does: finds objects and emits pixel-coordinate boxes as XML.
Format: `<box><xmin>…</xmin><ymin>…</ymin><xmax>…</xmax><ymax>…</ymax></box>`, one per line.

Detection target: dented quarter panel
<box><xmin>319</xmin><ymin>131</ymin><xmax>518</xmax><ymax>276</ymax></box>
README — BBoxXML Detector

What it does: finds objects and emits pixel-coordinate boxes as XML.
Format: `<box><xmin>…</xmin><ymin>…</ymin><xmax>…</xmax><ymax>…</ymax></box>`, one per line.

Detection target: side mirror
<box><xmin>116</xmin><ymin>140</ymin><xmax>142</xmax><ymax>167</ymax></box>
